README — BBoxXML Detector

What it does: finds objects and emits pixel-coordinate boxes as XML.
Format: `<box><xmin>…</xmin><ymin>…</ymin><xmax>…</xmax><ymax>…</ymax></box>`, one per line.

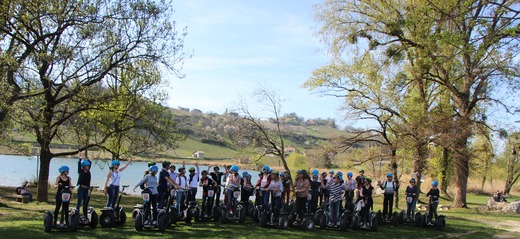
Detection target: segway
<box><xmin>376</xmin><ymin>210</ymin><xmax>399</xmax><ymax>226</ymax></box>
<box><xmin>164</xmin><ymin>187</ymin><xmax>179</xmax><ymax>225</ymax></box>
<box><xmin>287</xmin><ymin>195</ymin><xmax>315</xmax><ymax>231</ymax></box>
<box><xmin>185</xmin><ymin>189</ymin><xmax>201</xmax><ymax>223</ymax></box>
<box><xmin>398</xmin><ymin>209</ymin><xmax>420</xmax><ymax>225</ymax></box>
<box><xmin>219</xmin><ymin>187</ymin><xmax>247</xmax><ymax>224</ymax></box>
<box><xmin>134</xmin><ymin>188</ymin><xmax>167</xmax><ymax>232</ymax></box>
<box><xmin>43</xmin><ymin>186</ymin><xmax>80</xmax><ymax>232</ymax></box>
<box><xmin>316</xmin><ymin>206</ymin><xmax>352</xmax><ymax>231</ymax></box>
<box><xmin>349</xmin><ymin>201</ymin><xmax>378</xmax><ymax>231</ymax></box>
<box><xmin>212</xmin><ymin>185</ymin><xmax>224</xmax><ymax>222</ymax></box>
<box><xmin>415</xmin><ymin>211</ymin><xmax>446</xmax><ymax>229</ymax></box>
<box><xmin>99</xmin><ymin>185</ymin><xmax>129</xmax><ymax>227</ymax></box>
<box><xmin>77</xmin><ymin>186</ymin><xmax>99</xmax><ymax>228</ymax></box>
<box><xmin>200</xmin><ymin>186</ymin><xmax>217</xmax><ymax>220</ymax></box>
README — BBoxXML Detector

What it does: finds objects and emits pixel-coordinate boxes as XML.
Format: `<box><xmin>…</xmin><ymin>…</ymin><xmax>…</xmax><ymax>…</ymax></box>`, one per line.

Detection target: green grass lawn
<box><xmin>0</xmin><ymin>186</ymin><xmax>518</xmax><ymax>239</ymax></box>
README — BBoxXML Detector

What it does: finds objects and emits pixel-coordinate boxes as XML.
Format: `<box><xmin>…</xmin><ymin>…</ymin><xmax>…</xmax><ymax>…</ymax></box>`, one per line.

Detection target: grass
<box><xmin>0</xmin><ymin>186</ymin><xmax>518</xmax><ymax>239</ymax></box>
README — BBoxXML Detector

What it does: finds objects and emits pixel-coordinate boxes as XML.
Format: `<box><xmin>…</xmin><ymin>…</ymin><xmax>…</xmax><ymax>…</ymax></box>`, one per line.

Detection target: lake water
<box><xmin>0</xmin><ymin>154</ymin><xmax>261</xmax><ymax>199</ymax></box>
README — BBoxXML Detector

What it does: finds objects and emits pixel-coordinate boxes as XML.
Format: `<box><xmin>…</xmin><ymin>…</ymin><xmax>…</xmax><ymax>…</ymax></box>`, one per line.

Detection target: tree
<box><xmin>2</xmin><ymin>0</ymin><xmax>188</xmax><ymax>201</ymax></box>
<box><xmin>312</xmin><ymin>0</ymin><xmax>520</xmax><ymax>208</ymax></box>
<box><xmin>503</xmin><ymin>132</ymin><xmax>520</xmax><ymax>195</ymax></box>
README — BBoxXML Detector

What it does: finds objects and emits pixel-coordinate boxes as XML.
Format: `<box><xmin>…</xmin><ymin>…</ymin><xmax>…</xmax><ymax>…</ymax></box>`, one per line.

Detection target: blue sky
<box><xmin>165</xmin><ymin>0</ymin><xmax>353</xmax><ymax>126</ymax></box>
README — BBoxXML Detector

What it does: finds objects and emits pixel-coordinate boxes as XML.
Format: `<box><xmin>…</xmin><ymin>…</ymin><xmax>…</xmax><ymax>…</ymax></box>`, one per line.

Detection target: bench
<box><xmin>16</xmin><ymin>194</ymin><xmax>30</xmax><ymax>204</ymax></box>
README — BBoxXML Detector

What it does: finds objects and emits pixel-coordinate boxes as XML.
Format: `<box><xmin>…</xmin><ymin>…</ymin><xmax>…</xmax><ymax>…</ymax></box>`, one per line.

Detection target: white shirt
<box><xmin>109</xmin><ymin>171</ymin><xmax>121</xmax><ymax>186</ymax></box>
<box><xmin>176</xmin><ymin>175</ymin><xmax>188</xmax><ymax>191</ymax></box>
<box><xmin>188</xmin><ymin>172</ymin><xmax>199</xmax><ymax>188</ymax></box>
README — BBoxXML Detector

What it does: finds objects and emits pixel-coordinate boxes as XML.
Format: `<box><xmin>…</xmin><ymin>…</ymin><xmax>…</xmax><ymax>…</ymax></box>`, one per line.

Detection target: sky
<box><xmin>165</xmin><ymin>0</ymin><xmax>353</xmax><ymax>126</ymax></box>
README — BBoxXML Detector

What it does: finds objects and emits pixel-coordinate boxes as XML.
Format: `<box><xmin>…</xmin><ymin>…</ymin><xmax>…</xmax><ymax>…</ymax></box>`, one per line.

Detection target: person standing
<box><xmin>344</xmin><ymin>172</ymin><xmax>356</xmax><ymax>211</ymax></box>
<box><xmin>377</xmin><ymin>173</ymin><xmax>399</xmax><ymax>220</ymax></box>
<box><xmin>158</xmin><ymin>161</ymin><xmax>176</xmax><ymax>209</ymax></box>
<box><xmin>405</xmin><ymin>179</ymin><xmax>418</xmax><ymax>221</ymax></box>
<box><xmin>103</xmin><ymin>159</ymin><xmax>131</xmax><ymax>208</ymax></box>
<box><xmin>294</xmin><ymin>170</ymin><xmax>310</xmax><ymax>221</ymax></box>
<box><xmin>76</xmin><ymin>160</ymin><xmax>91</xmax><ymax>222</ymax></box>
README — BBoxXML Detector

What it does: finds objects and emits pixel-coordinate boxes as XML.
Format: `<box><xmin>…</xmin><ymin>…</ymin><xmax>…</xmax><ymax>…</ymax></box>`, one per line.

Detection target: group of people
<box><xmin>51</xmin><ymin>155</ymin><xmax>442</xmax><ymax>228</ymax></box>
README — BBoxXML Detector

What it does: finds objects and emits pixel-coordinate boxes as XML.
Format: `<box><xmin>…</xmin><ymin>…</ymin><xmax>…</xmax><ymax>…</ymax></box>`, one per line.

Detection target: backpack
<box><xmin>383</xmin><ymin>181</ymin><xmax>397</xmax><ymax>192</ymax></box>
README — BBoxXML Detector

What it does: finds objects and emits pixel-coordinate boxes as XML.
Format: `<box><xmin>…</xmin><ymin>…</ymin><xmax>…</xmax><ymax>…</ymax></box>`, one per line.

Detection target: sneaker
<box><xmin>144</xmin><ymin>220</ymin><xmax>150</xmax><ymax>224</ymax></box>
<box><xmin>327</xmin><ymin>223</ymin><xmax>333</xmax><ymax>227</ymax></box>
<box><xmin>152</xmin><ymin>220</ymin><xmax>157</xmax><ymax>225</ymax></box>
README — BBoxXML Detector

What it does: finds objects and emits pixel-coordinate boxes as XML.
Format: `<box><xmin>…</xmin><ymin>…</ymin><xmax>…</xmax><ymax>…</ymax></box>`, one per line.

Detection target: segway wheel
<box><xmin>90</xmin><ymin>211</ymin><xmax>99</xmax><ymax>228</ymax></box>
<box><xmin>158</xmin><ymin>214</ymin><xmax>167</xmax><ymax>232</ymax></box>
<box><xmin>392</xmin><ymin>212</ymin><xmax>399</xmax><ymax>226</ymax></box>
<box><xmin>134</xmin><ymin>214</ymin><xmax>143</xmax><ymax>231</ymax></box>
<box><xmin>169</xmin><ymin>210</ymin><xmax>178</xmax><ymax>225</ymax></box>
<box><xmin>132</xmin><ymin>209</ymin><xmax>139</xmax><ymax>220</ymax></box>
<box><xmin>301</xmin><ymin>217</ymin><xmax>314</xmax><ymax>231</ymax></box>
<box><xmin>371</xmin><ymin>215</ymin><xmax>378</xmax><ymax>232</ymax></box>
<box><xmin>43</xmin><ymin>211</ymin><xmax>53</xmax><ymax>232</ymax></box>
<box><xmin>70</xmin><ymin>213</ymin><xmax>79</xmax><ymax>232</ymax></box>
<box><xmin>436</xmin><ymin>215</ymin><xmax>446</xmax><ymax>229</ymax></box>
<box><xmin>376</xmin><ymin>210</ymin><xmax>382</xmax><ymax>223</ymax></box>
<box><xmin>278</xmin><ymin>215</ymin><xmax>289</xmax><ymax>230</ymax></box>
<box><xmin>319</xmin><ymin>213</ymin><xmax>327</xmax><ymax>230</ymax></box>
<box><xmin>414</xmin><ymin>212</ymin><xmax>422</xmax><ymax>226</ymax></box>
<box><xmin>100</xmin><ymin>212</ymin><xmax>115</xmax><ymax>228</ymax></box>
<box><xmin>340</xmin><ymin>215</ymin><xmax>350</xmax><ymax>231</ymax></box>
<box><xmin>351</xmin><ymin>215</ymin><xmax>359</xmax><ymax>230</ymax></box>
<box><xmin>186</xmin><ymin>209</ymin><xmax>193</xmax><ymax>224</ymax></box>
<box><xmin>219</xmin><ymin>209</ymin><xmax>227</xmax><ymax>224</ymax></box>
<box><xmin>287</xmin><ymin>214</ymin><xmax>296</xmax><ymax>227</ymax></box>
<box><xmin>119</xmin><ymin>209</ymin><xmax>127</xmax><ymax>225</ymax></box>
<box><xmin>260</xmin><ymin>211</ymin><xmax>268</xmax><ymax>228</ymax></box>
<box><xmin>420</xmin><ymin>214</ymin><xmax>427</xmax><ymax>227</ymax></box>
<box><xmin>398</xmin><ymin>210</ymin><xmax>405</xmax><ymax>224</ymax></box>
<box><xmin>238</xmin><ymin>208</ymin><xmax>246</xmax><ymax>224</ymax></box>
<box><xmin>213</xmin><ymin>207</ymin><xmax>220</xmax><ymax>222</ymax></box>
<box><xmin>252</xmin><ymin>208</ymin><xmax>259</xmax><ymax>222</ymax></box>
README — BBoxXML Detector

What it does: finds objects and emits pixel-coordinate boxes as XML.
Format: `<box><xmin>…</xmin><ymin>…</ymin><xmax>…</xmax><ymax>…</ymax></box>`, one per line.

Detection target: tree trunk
<box><xmin>413</xmin><ymin>141</ymin><xmax>428</xmax><ymax>193</ymax></box>
<box><xmin>440</xmin><ymin>147</ymin><xmax>450</xmax><ymax>195</ymax></box>
<box><xmin>504</xmin><ymin>153</ymin><xmax>516</xmax><ymax>195</ymax></box>
<box><xmin>37</xmin><ymin>148</ymin><xmax>53</xmax><ymax>202</ymax></box>
<box><xmin>452</xmin><ymin>134</ymin><xmax>470</xmax><ymax>208</ymax></box>
<box><xmin>391</xmin><ymin>149</ymin><xmax>399</xmax><ymax>209</ymax></box>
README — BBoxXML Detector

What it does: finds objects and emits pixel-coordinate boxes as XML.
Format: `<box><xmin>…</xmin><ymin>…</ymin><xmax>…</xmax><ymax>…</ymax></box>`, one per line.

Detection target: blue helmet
<box><xmin>149</xmin><ymin>165</ymin><xmax>159</xmax><ymax>173</ymax></box>
<box><xmin>268</xmin><ymin>169</ymin><xmax>273</xmax><ymax>173</ymax></box>
<box><xmin>242</xmin><ymin>171</ymin><xmax>249</xmax><ymax>177</ymax></box>
<box><xmin>387</xmin><ymin>173</ymin><xmax>393</xmax><ymax>178</ymax></box>
<box><xmin>262</xmin><ymin>165</ymin><xmax>270</xmax><ymax>171</ymax></box>
<box><xmin>231</xmin><ymin>165</ymin><xmax>239</xmax><ymax>173</ymax></box>
<box><xmin>296</xmin><ymin>170</ymin><xmax>302</xmax><ymax>174</ymax></box>
<box><xmin>112</xmin><ymin>160</ymin><xmax>120</xmax><ymax>166</ymax></box>
<box><xmin>337</xmin><ymin>172</ymin><xmax>343</xmax><ymax>176</ymax></box>
<box><xmin>59</xmin><ymin>166</ymin><xmax>69</xmax><ymax>173</ymax></box>
<box><xmin>81</xmin><ymin>160</ymin><xmax>91</xmax><ymax>167</ymax></box>
<box><xmin>280</xmin><ymin>173</ymin><xmax>285</xmax><ymax>177</ymax></box>
<box><xmin>347</xmin><ymin>172</ymin><xmax>353</xmax><ymax>177</ymax></box>
<box><xmin>311</xmin><ymin>169</ymin><xmax>319</xmax><ymax>176</ymax></box>
<box><xmin>431</xmin><ymin>180</ymin><xmax>439</xmax><ymax>187</ymax></box>
<box><xmin>329</xmin><ymin>170</ymin><xmax>334</xmax><ymax>173</ymax></box>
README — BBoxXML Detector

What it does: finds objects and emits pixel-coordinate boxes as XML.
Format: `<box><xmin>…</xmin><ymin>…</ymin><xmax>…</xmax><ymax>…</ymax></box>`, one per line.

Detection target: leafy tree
<box><xmin>311</xmin><ymin>0</ymin><xmax>520</xmax><ymax>207</ymax></box>
<box><xmin>2</xmin><ymin>0</ymin><xmax>188</xmax><ymax>201</ymax></box>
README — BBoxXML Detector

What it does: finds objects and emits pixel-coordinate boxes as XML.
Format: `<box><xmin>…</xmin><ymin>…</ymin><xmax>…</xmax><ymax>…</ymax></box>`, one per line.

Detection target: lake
<box><xmin>0</xmin><ymin>154</ymin><xmax>261</xmax><ymax>199</ymax></box>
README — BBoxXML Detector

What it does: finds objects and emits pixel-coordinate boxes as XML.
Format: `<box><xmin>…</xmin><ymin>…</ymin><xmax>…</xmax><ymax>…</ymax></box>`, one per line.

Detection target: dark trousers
<box><xmin>383</xmin><ymin>193</ymin><xmax>394</xmax><ymax>218</ymax></box>
<box><xmin>145</xmin><ymin>194</ymin><xmax>158</xmax><ymax>221</ymax></box>
<box><xmin>361</xmin><ymin>201</ymin><xmax>372</xmax><ymax>224</ymax></box>
<box><xmin>428</xmin><ymin>201</ymin><xmax>438</xmax><ymax>222</ymax></box>
<box><xmin>76</xmin><ymin>187</ymin><xmax>89</xmax><ymax>216</ymax></box>
<box><xmin>262</xmin><ymin>190</ymin><xmax>270</xmax><ymax>210</ymax></box>
<box><xmin>345</xmin><ymin>190</ymin><xmax>354</xmax><ymax>210</ymax></box>
<box><xmin>202</xmin><ymin>194</ymin><xmax>214</xmax><ymax>215</ymax></box>
<box><xmin>158</xmin><ymin>187</ymin><xmax>167</xmax><ymax>209</ymax></box>
<box><xmin>271</xmin><ymin>196</ymin><xmax>281</xmax><ymax>216</ymax></box>
<box><xmin>54</xmin><ymin>193</ymin><xmax>69</xmax><ymax>224</ymax></box>
<box><xmin>296</xmin><ymin>196</ymin><xmax>307</xmax><ymax>219</ymax></box>
<box><xmin>188</xmin><ymin>188</ymin><xmax>197</xmax><ymax>202</ymax></box>
<box><xmin>310</xmin><ymin>193</ymin><xmax>319</xmax><ymax>213</ymax></box>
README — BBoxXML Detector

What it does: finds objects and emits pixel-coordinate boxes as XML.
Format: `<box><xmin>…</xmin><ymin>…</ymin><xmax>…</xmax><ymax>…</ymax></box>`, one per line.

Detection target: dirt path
<box><xmin>472</xmin><ymin>218</ymin><xmax>520</xmax><ymax>239</ymax></box>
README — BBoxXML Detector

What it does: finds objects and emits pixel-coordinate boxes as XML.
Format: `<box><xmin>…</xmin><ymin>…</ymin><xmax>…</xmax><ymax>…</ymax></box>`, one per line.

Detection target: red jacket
<box><xmin>255</xmin><ymin>174</ymin><xmax>272</xmax><ymax>189</ymax></box>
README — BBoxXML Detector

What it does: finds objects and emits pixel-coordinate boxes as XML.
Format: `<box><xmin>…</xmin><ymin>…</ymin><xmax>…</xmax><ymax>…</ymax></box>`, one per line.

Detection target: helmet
<box><xmin>312</xmin><ymin>169</ymin><xmax>319</xmax><ymax>176</ymax></box>
<box><xmin>280</xmin><ymin>173</ymin><xmax>285</xmax><ymax>177</ymax></box>
<box><xmin>262</xmin><ymin>165</ymin><xmax>270</xmax><ymax>171</ymax></box>
<box><xmin>337</xmin><ymin>172</ymin><xmax>343</xmax><ymax>176</ymax></box>
<box><xmin>148</xmin><ymin>161</ymin><xmax>156</xmax><ymax>167</ymax></box>
<box><xmin>359</xmin><ymin>170</ymin><xmax>364</xmax><ymax>173</ymax></box>
<box><xmin>268</xmin><ymin>169</ymin><xmax>273</xmax><ymax>173</ymax></box>
<box><xmin>300</xmin><ymin>170</ymin><xmax>308</xmax><ymax>175</ymax></box>
<box><xmin>189</xmin><ymin>167</ymin><xmax>195</xmax><ymax>172</ymax></box>
<box><xmin>246</xmin><ymin>174</ymin><xmax>252</xmax><ymax>178</ymax></box>
<box><xmin>230</xmin><ymin>165</ymin><xmax>239</xmax><ymax>173</ymax></box>
<box><xmin>149</xmin><ymin>165</ymin><xmax>159</xmax><ymax>173</ymax></box>
<box><xmin>81</xmin><ymin>160</ymin><xmax>91</xmax><ymax>167</ymax></box>
<box><xmin>432</xmin><ymin>180</ymin><xmax>439</xmax><ymax>187</ymax></box>
<box><xmin>366</xmin><ymin>178</ymin><xmax>372</xmax><ymax>183</ymax></box>
<box><xmin>409</xmin><ymin>179</ymin><xmax>416</xmax><ymax>183</ymax></box>
<box><xmin>347</xmin><ymin>172</ymin><xmax>353</xmax><ymax>177</ymax></box>
<box><xmin>112</xmin><ymin>160</ymin><xmax>120</xmax><ymax>166</ymax></box>
<box><xmin>242</xmin><ymin>171</ymin><xmax>249</xmax><ymax>177</ymax></box>
<box><xmin>178</xmin><ymin>167</ymin><xmax>185</xmax><ymax>173</ymax></box>
<box><xmin>387</xmin><ymin>173</ymin><xmax>393</xmax><ymax>177</ymax></box>
<box><xmin>162</xmin><ymin>161</ymin><xmax>171</xmax><ymax>168</ymax></box>
<box><xmin>296</xmin><ymin>170</ymin><xmax>302</xmax><ymax>174</ymax></box>
<box><xmin>329</xmin><ymin>170</ymin><xmax>334</xmax><ymax>173</ymax></box>
<box><xmin>59</xmin><ymin>166</ymin><xmax>69</xmax><ymax>173</ymax></box>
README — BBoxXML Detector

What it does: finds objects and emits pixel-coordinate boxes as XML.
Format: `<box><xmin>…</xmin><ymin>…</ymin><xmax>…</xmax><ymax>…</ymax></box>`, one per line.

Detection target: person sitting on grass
<box><xmin>17</xmin><ymin>180</ymin><xmax>33</xmax><ymax>202</ymax></box>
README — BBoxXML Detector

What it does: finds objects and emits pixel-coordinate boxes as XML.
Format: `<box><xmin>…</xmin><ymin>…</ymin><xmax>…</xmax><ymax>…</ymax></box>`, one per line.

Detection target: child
<box><xmin>325</xmin><ymin>174</ymin><xmax>346</xmax><ymax>227</ymax></box>
<box><xmin>186</xmin><ymin>162</ymin><xmax>200</xmax><ymax>202</ymax></box>
<box><xmin>225</xmin><ymin>165</ymin><xmax>241</xmax><ymax>214</ymax></box>
<box><xmin>104</xmin><ymin>159</ymin><xmax>130</xmax><ymax>208</ymax></box>
<box><xmin>199</xmin><ymin>170</ymin><xmax>216</xmax><ymax>217</ymax></box>
<box><xmin>134</xmin><ymin>165</ymin><xmax>159</xmax><ymax>224</ymax></box>
<box><xmin>268</xmin><ymin>172</ymin><xmax>284</xmax><ymax>217</ymax></box>
<box><xmin>76</xmin><ymin>160</ymin><xmax>91</xmax><ymax>221</ymax></box>
<box><xmin>426</xmin><ymin>180</ymin><xmax>440</xmax><ymax>225</ymax></box>
<box><xmin>210</xmin><ymin>165</ymin><xmax>224</xmax><ymax>204</ymax></box>
<box><xmin>281</xmin><ymin>171</ymin><xmax>291</xmax><ymax>204</ymax></box>
<box><xmin>240</xmin><ymin>172</ymin><xmax>253</xmax><ymax>203</ymax></box>
<box><xmin>309</xmin><ymin>170</ymin><xmax>321</xmax><ymax>213</ymax></box>
<box><xmin>405</xmin><ymin>179</ymin><xmax>418</xmax><ymax>221</ymax></box>
<box><xmin>254</xmin><ymin>172</ymin><xmax>264</xmax><ymax>207</ymax></box>
<box><xmin>54</xmin><ymin>166</ymin><xmax>73</xmax><ymax>226</ymax></box>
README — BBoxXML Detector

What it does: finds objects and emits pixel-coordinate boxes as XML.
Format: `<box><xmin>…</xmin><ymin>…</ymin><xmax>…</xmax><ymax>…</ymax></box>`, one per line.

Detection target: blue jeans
<box><xmin>106</xmin><ymin>185</ymin><xmax>120</xmax><ymax>208</ymax></box>
<box><xmin>262</xmin><ymin>190</ymin><xmax>270</xmax><ymax>210</ymax></box>
<box><xmin>226</xmin><ymin>189</ymin><xmax>237</xmax><ymax>212</ymax></box>
<box><xmin>406</xmin><ymin>197</ymin><xmax>417</xmax><ymax>219</ymax></box>
<box><xmin>76</xmin><ymin>187</ymin><xmax>89</xmax><ymax>216</ymax></box>
<box><xmin>328</xmin><ymin>200</ymin><xmax>341</xmax><ymax>225</ymax></box>
<box><xmin>176</xmin><ymin>191</ymin><xmax>185</xmax><ymax>215</ymax></box>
